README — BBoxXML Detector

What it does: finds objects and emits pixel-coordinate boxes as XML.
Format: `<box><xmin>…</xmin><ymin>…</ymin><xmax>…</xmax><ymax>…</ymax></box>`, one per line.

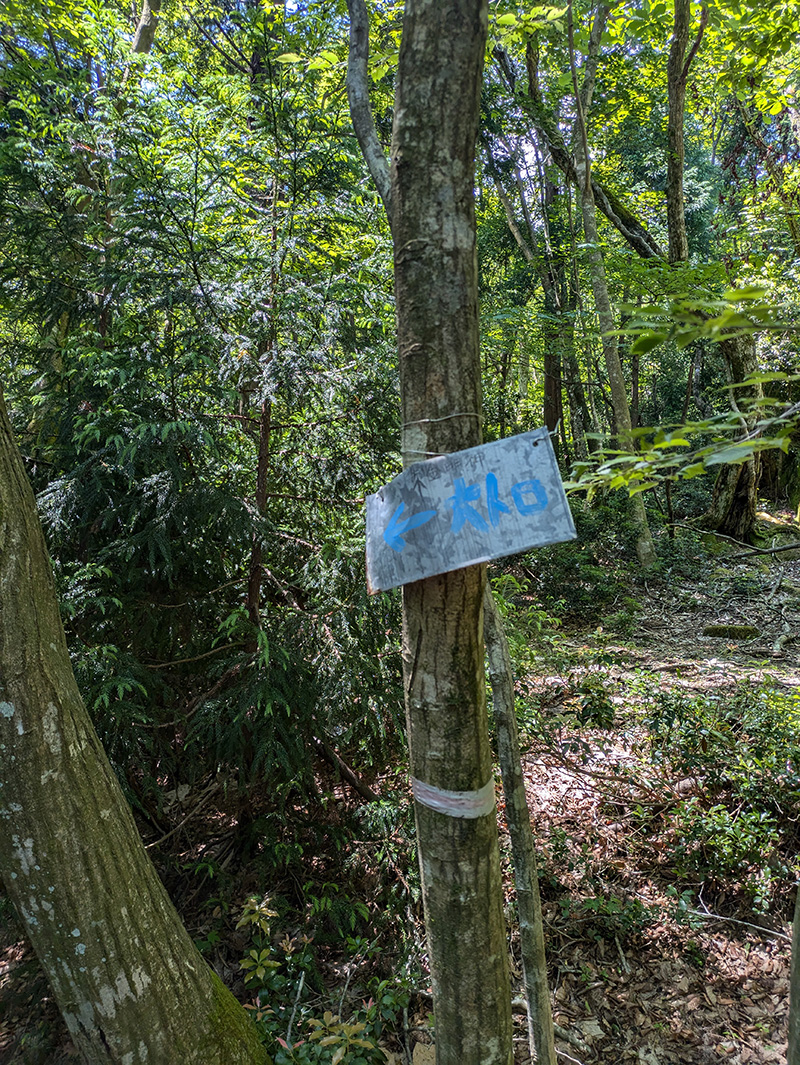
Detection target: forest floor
<box><xmin>497</xmin><ymin>513</ymin><xmax>800</xmax><ymax>1065</ymax></box>
<box><xmin>2</xmin><ymin>513</ymin><xmax>800</xmax><ymax>1065</ymax></box>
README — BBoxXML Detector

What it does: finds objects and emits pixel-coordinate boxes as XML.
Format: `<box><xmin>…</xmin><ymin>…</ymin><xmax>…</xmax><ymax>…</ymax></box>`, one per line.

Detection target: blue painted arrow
<box><xmin>383</xmin><ymin>502</ymin><xmax>437</xmax><ymax>553</ymax></box>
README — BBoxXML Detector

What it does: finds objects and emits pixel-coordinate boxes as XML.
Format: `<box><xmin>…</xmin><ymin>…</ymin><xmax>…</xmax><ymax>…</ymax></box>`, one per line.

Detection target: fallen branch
<box><xmin>553</xmin><ymin>1023</ymin><xmax>591</xmax><ymax>1056</ymax></box>
<box><xmin>732</xmin><ymin>542</ymin><xmax>800</xmax><ymax>560</ymax></box>
<box><xmin>313</xmin><ymin>736</ymin><xmax>379</xmax><ymax>802</ymax></box>
<box><xmin>556</xmin><ymin>1050</ymin><xmax>588</xmax><ymax>1065</ymax></box>
<box><xmin>685</xmin><ymin>906</ymin><xmax>790</xmax><ymax>942</ymax></box>
<box><xmin>669</xmin><ymin>521</ymin><xmax>752</xmax><ymax>550</ymax></box>
<box><xmin>537</xmin><ymin>744</ymin><xmax>671</xmax><ymax>805</ymax></box>
<box><xmin>145</xmin><ymin>781</ymin><xmax>220</xmax><ymax>849</ymax></box>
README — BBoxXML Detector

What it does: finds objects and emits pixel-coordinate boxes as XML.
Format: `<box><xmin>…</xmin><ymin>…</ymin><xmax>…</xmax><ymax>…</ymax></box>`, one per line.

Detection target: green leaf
<box><xmin>682</xmin><ymin>463</ymin><xmax>706</xmax><ymax>479</ymax></box>
<box><xmin>276</xmin><ymin>52</ymin><xmax>303</xmax><ymax>63</ymax></box>
<box><xmin>705</xmin><ymin>444</ymin><xmax>756</xmax><ymax>466</ymax></box>
<box><xmin>631</xmin><ymin>331</ymin><xmax>669</xmax><ymax>356</ymax></box>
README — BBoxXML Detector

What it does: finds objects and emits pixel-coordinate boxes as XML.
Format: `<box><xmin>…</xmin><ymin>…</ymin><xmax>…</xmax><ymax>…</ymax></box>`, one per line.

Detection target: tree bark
<box><xmin>568</xmin><ymin>4</ymin><xmax>656</xmax><ymax>569</ymax></box>
<box><xmin>484</xmin><ymin>589</ymin><xmax>556</xmax><ymax>1065</ymax></box>
<box><xmin>131</xmin><ymin>0</ymin><xmax>162</xmax><ymax>56</ymax></box>
<box><xmin>701</xmin><ymin>334</ymin><xmax>762</xmax><ymax>542</ymax></box>
<box><xmin>391</xmin><ymin>3</ymin><xmax>513</xmax><ymax>1062</ymax></box>
<box><xmin>791</xmin><ymin>884</ymin><xmax>800</xmax><ymax>1065</ymax></box>
<box><xmin>666</xmin><ymin>1</ymin><xmax>708</xmax><ymax>263</ymax></box>
<box><xmin>666</xmin><ymin>0</ymin><xmax>691</xmax><ymax>263</ymax></box>
<box><xmin>346</xmin><ymin>0</ymin><xmax>392</xmax><ymax>223</ymax></box>
<box><xmin>0</xmin><ymin>391</ymin><xmax>269</xmax><ymax>1065</ymax></box>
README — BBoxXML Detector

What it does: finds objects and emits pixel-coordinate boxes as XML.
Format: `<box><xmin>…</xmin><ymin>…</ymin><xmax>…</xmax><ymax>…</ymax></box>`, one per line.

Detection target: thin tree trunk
<box><xmin>543</xmin><ymin>329</ymin><xmax>563</xmax><ymax>437</ymax></box>
<box><xmin>568</xmin><ymin>4</ymin><xmax>656</xmax><ymax>569</ymax></box>
<box><xmin>666</xmin><ymin>0</ymin><xmax>691</xmax><ymax>263</ymax></box>
<box><xmin>665</xmin><ymin>2</ymin><xmax>711</xmax><ymax>263</ymax></box>
<box><xmin>0</xmin><ymin>390</ymin><xmax>268</xmax><ymax>1065</ymax></box>
<box><xmin>630</xmin><ymin>342</ymin><xmax>640</xmax><ymax>431</ymax></box>
<box><xmin>484</xmin><ymin>588</ymin><xmax>556</xmax><ymax>1065</ymax></box>
<box><xmin>563</xmin><ymin>340</ymin><xmax>591</xmax><ymax>461</ymax></box>
<box><xmin>790</xmin><ymin>885</ymin><xmax>800</xmax><ymax>1065</ymax></box>
<box><xmin>391</xmin><ymin>5</ymin><xmax>513</xmax><ymax>1062</ymax></box>
<box><xmin>666</xmin><ymin>2</ymin><xmax>765</xmax><ymax>543</ymax></box>
<box><xmin>246</xmin><ymin>396</ymin><xmax>271</xmax><ymax>629</ymax></box>
<box><xmin>346</xmin><ymin>0</ymin><xmax>392</xmax><ymax>222</ymax></box>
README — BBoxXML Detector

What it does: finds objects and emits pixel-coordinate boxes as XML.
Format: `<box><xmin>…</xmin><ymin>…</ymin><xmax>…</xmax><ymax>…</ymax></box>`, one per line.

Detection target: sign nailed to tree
<box><xmin>366</xmin><ymin>427</ymin><xmax>576</xmax><ymax>593</ymax></box>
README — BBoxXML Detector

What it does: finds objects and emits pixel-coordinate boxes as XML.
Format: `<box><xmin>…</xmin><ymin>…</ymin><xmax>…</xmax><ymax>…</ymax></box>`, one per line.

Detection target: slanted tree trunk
<box><xmin>484</xmin><ymin>589</ymin><xmax>556</xmax><ymax>1065</ymax></box>
<box><xmin>0</xmin><ymin>391</ymin><xmax>268</xmax><ymax>1065</ymax></box>
<box><xmin>392</xmin><ymin>5</ymin><xmax>513</xmax><ymax>1062</ymax></box>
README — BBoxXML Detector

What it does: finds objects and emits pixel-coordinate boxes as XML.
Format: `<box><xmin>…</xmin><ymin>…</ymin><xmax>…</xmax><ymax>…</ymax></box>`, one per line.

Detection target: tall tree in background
<box><xmin>663</xmin><ymin>0</ymin><xmax>762</xmax><ymax>541</ymax></box>
<box><xmin>347</xmin><ymin>1</ymin><xmax>514</xmax><ymax>1062</ymax></box>
<box><xmin>567</xmin><ymin>2</ymin><xmax>656</xmax><ymax>567</ymax></box>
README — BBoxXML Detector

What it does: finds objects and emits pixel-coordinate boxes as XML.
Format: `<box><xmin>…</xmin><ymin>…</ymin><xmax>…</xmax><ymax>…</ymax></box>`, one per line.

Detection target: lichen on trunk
<box><xmin>0</xmin><ymin>389</ymin><xmax>268</xmax><ymax>1065</ymax></box>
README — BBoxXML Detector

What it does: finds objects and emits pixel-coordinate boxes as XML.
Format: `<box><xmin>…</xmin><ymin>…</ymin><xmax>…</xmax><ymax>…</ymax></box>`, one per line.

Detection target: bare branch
<box><xmin>131</xmin><ymin>0</ymin><xmax>161</xmax><ymax>55</ymax></box>
<box><xmin>680</xmin><ymin>4</ymin><xmax>709</xmax><ymax>86</ymax></box>
<box><xmin>345</xmin><ymin>0</ymin><xmax>392</xmax><ymax>224</ymax></box>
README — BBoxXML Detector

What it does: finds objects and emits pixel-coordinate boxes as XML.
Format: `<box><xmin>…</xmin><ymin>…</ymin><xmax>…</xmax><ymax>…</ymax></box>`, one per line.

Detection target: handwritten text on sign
<box><xmin>365</xmin><ymin>428</ymin><xmax>576</xmax><ymax>593</ymax></box>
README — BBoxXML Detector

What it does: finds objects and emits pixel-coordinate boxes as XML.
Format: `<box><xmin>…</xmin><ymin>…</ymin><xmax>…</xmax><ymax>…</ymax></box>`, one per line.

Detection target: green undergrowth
<box><xmin>642</xmin><ymin>679</ymin><xmax>800</xmax><ymax>911</ymax></box>
<box><xmin>237</xmin><ymin>896</ymin><xmax>411</xmax><ymax>1064</ymax></box>
<box><xmin>493</xmin><ymin>543</ymin><xmax>800</xmax><ymax>933</ymax></box>
<box><xmin>165</xmin><ymin>786</ymin><xmax>422</xmax><ymax>1064</ymax></box>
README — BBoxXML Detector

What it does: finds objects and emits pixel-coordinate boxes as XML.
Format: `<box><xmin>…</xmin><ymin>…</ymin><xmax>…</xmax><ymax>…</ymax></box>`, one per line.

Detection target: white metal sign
<box><xmin>366</xmin><ymin>427</ymin><xmax>576</xmax><ymax>593</ymax></box>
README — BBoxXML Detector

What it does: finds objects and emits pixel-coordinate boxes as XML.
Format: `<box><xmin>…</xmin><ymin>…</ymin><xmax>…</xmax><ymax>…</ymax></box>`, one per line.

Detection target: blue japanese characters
<box><xmin>366</xmin><ymin>427</ymin><xmax>576</xmax><ymax>593</ymax></box>
<box><xmin>383</xmin><ymin>473</ymin><xmax>549</xmax><ymax>552</ymax></box>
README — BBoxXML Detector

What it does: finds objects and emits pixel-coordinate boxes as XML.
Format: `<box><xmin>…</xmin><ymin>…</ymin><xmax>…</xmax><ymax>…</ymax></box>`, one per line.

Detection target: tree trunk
<box><xmin>484</xmin><ymin>589</ymin><xmax>556</xmax><ymax>1065</ymax></box>
<box><xmin>131</xmin><ymin>0</ymin><xmax>162</xmax><ymax>55</ymax></box>
<box><xmin>666</xmin><ymin>0</ymin><xmax>691</xmax><ymax>263</ymax></box>
<box><xmin>790</xmin><ymin>885</ymin><xmax>800</xmax><ymax>1065</ymax></box>
<box><xmin>702</xmin><ymin>334</ymin><xmax>763</xmax><ymax>542</ymax></box>
<box><xmin>563</xmin><ymin>339</ymin><xmax>592</xmax><ymax>461</ymax></box>
<box><xmin>391</xmin><ymin>3</ymin><xmax>513</xmax><ymax>1063</ymax></box>
<box><xmin>543</xmin><ymin>329</ymin><xmax>563</xmax><ymax>438</ymax></box>
<box><xmin>568</xmin><ymin>6</ymin><xmax>656</xmax><ymax>569</ymax></box>
<box><xmin>0</xmin><ymin>390</ymin><xmax>268</xmax><ymax>1065</ymax></box>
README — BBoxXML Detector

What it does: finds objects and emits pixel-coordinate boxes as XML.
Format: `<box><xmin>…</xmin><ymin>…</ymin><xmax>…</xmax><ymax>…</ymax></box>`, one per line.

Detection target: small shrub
<box><xmin>238</xmin><ymin>896</ymin><xmax>407</xmax><ymax>1064</ymax></box>
<box><xmin>562</xmin><ymin>894</ymin><xmax>654</xmax><ymax>944</ymax></box>
<box><xmin>644</xmin><ymin>681</ymin><xmax>800</xmax><ymax>910</ymax></box>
